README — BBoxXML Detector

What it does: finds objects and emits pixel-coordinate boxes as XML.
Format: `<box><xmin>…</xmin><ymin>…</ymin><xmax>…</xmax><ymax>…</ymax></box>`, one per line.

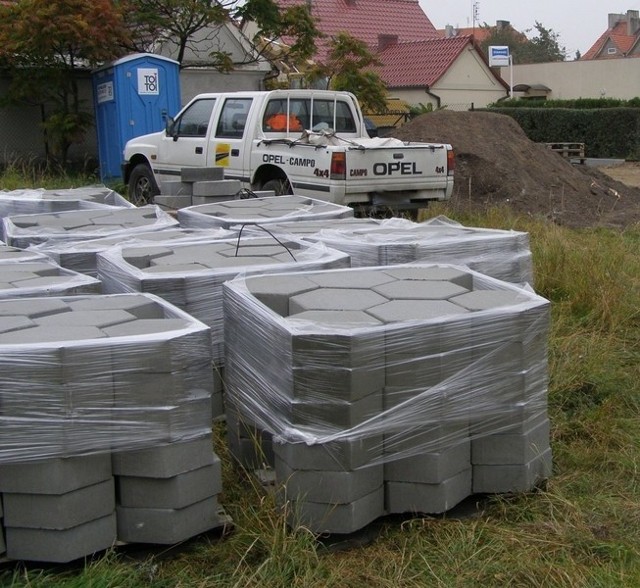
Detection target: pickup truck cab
<box><xmin>123</xmin><ymin>89</ymin><xmax>454</xmax><ymax>213</ymax></box>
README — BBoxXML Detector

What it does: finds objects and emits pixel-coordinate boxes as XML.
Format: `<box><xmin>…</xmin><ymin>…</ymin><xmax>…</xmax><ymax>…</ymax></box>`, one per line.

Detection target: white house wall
<box><xmin>500</xmin><ymin>59</ymin><xmax>640</xmax><ymax>100</ymax></box>
<box><xmin>387</xmin><ymin>47</ymin><xmax>507</xmax><ymax>110</ymax></box>
<box><xmin>433</xmin><ymin>47</ymin><xmax>508</xmax><ymax>108</ymax></box>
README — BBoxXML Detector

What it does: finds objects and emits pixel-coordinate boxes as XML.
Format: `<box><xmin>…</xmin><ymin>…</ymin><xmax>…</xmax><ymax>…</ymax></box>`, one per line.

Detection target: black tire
<box><xmin>262</xmin><ymin>177</ymin><xmax>293</xmax><ymax>196</ymax></box>
<box><xmin>128</xmin><ymin>163</ymin><xmax>159</xmax><ymax>206</ymax></box>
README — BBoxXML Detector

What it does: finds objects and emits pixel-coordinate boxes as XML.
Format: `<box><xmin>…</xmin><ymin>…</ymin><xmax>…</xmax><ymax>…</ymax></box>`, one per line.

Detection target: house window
<box><xmin>607</xmin><ymin>47</ymin><xmax>617</xmax><ymax>54</ymax></box>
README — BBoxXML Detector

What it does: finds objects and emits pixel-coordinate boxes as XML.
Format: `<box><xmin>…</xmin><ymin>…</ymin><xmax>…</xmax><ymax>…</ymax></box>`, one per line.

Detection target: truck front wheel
<box><xmin>262</xmin><ymin>178</ymin><xmax>293</xmax><ymax>196</ymax></box>
<box><xmin>128</xmin><ymin>163</ymin><xmax>159</xmax><ymax>206</ymax></box>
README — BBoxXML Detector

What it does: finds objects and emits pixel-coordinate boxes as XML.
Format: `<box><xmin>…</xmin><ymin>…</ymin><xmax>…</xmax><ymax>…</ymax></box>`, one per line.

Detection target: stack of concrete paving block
<box><xmin>223</xmin><ymin>264</ymin><xmax>551</xmax><ymax>534</ymax></box>
<box><xmin>113</xmin><ymin>433</ymin><xmax>226</xmax><ymax>544</ymax></box>
<box><xmin>2</xmin><ymin>205</ymin><xmax>178</xmax><ymax>249</ymax></box>
<box><xmin>154</xmin><ymin>166</ymin><xmax>276</xmax><ymax>209</ymax></box>
<box><xmin>0</xmin><ymin>455</ymin><xmax>117</xmax><ymax>562</ymax></box>
<box><xmin>177</xmin><ymin>194</ymin><xmax>354</xmax><ymax>230</ymax></box>
<box><xmin>0</xmin><ymin>242</ymin><xmax>51</xmax><ymax>264</ymax></box>
<box><xmin>291</xmin><ymin>215</ymin><xmax>534</xmax><ymax>285</ymax></box>
<box><xmin>0</xmin><ymin>187</ymin><xmax>132</xmax><ymax>241</ymax></box>
<box><xmin>30</xmin><ymin>227</ymin><xmax>237</xmax><ymax>277</ymax></box>
<box><xmin>0</xmin><ymin>293</ymin><xmax>226</xmax><ymax>560</ymax></box>
<box><xmin>0</xmin><ymin>259</ymin><xmax>101</xmax><ymax>298</ymax></box>
<box><xmin>96</xmin><ymin>236</ymin><xmax>350</xmax><ymax>370</ymax></box>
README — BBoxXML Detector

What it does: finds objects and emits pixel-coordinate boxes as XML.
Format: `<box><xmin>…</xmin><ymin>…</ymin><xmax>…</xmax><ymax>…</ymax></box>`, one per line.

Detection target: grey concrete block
<box><xmin>385</xmin><ymin>348</ymin><xmax>473</xmax><ymax>391</ymax></box>
<box><xmin>384</xmin><ymin>423</ymin><xmax>469</xmax><ymax>456</ymax></box>
<box><xmin>289</xmin><ymin>287</ymin><xmax>388</xmax><ymax>314</ymax></box>
<box><xmin>247</xmin><ymin>274</ymin><xmax>318</xmax><ymax>316</ymax></box>
<box><xmin>450</xmin><ymin>289</ymin><xmax>529</xmax><ymax>311</ymax></box>
<box><xmin>373</xmin><ymin>279</ymin><xmax>469</xmax><ymax>301</ymax></box>
<box><xmin>293</xmin><ymin>362</ymin><xmax>384</xmax><ymax>403</ymax></box>
<box><xmin>472</xmin><ymin>448</ymin><xmax>552</xmax><ymax>494</ymax></box>
<box><xmin>227</xmin><ymin>432</ymin><xmax>274</xmax><ymax>470</ymax></box>
<box><xmin>117</xmin><ymin>457</ymin><xmax>222</xmax><ymax>509</ymax></box>
<box><xmin>181</xmin><ymin>167</ymin><xmax>225</xmax><ymax>182</ymax></box>
<box><xmin>112</xmin><ymin>434</ymin><xmax>214</xmax><ymax>477</ymax></box>
<box><xmin>67</xmin><ymin>294</ymin><xmax>165</xmax><ymax>319</ymax></box>
<box><xmin>285</xmin><ymin>486</ymin><xmax>384</xmax><ymax>535</ymax></box>
<box><xmin>290</xmin><ymin>390</ymin><xmax>382</xmax><ymax>430</ymax></box>
<box><xmin>6</xmin><ymin>513</ymin><xmax>117</xmax><ymax>563</ymax></box>
<box><xmin>192</xmin><ymin>180</ymin><xmax>242</xmax><ymax>197</ymax></box>
<box><xmin>273</xmin><ymin>435</ymin><xmax>383</xmax><ymax>471</ymax></box>
<box><xmin>116</xmin><ymin>496</ymin><xmax>226</xmax><ymax>544</ymax></box>
<box><xmin>0</xmin><ymin>455</ymin><xmax>112</xmax><ymax>494</ymax></box>
<box><xmin>368</xmin><ymin>299</ymin><xmax>469</xmax><ymax>324</ymax></box>
<box><xmin>3</xmin><ymin>478</ymin><xmax>115</xmax><ymax>528</ymax></box>
<box><xmin>161</xmin><ymin>181</ymin><xmax>193</xmax><ymax>196</ymax></box>
<box><xmin>384</xmin><ymin>440</ymin><xmax>471</xmax><ymax>484</ymax></box>
<box><xmin>385</xmin><ymin>468</ymin><xmax>472</xmax><ymax>515</ymax></box>
<box><xmin>154</xmin><ymin>195</ymin><xmax>193</xmax><ymax>209</ymax></box>
<box><xmin>0</xmin><ymin>297</ymin><xmax>70</xmax><ymax>319</ymax></box>
<box><xmin>275</xmin><ymin>457</ymin><xmax>383</xmax><ymax>504</ymax></box>
<box><xmin>472</xmin><ymin>419</ymin><xmax>551</xmax><ymax>465</ymax></box>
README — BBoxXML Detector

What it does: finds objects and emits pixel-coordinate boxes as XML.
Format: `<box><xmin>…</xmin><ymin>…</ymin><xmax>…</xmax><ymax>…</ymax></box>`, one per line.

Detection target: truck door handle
<box><xmin>195</xmin><ymin>147</ymin><xmax>203</xmax><ymax>154</ymax></box>
<box><xmin>231</xmin><ymin>149</ymin><xmax>239</xmax><ymax>156</ymax></box>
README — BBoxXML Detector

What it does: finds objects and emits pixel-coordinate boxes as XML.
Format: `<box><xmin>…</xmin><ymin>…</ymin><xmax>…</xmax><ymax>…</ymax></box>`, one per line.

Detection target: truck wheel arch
<box><xmin>252</xmin><ymin>165</ymin><xmax>292</xmax><ymax>195</ymax></box>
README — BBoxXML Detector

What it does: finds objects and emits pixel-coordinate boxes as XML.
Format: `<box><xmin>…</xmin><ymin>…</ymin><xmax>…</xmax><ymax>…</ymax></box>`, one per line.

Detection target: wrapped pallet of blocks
<box><xmin>270</xmin><ymin>215</ymin><xmax>533</xmax><ymax>285</ymax></box>
<box><xmin>30</xmin><ymin>227</ymin><xmax>237</xmax><ymax>277</ymax></box>
<box><xmin>0</xmin><ymin>293</ymin><xmax>227</xmax><ymax>562</ymax></box>
<box><xmin>223</xmin><ymin>264</ymin><xmax>551</xmax><ymax>534</ymax></box>
<box><xmin>0</xmin><ymin>187</ymin><xmax>133</xmax><ymax>241</ymax></box>
<box><xmin>97</xmin><ymin>236</ymin><xmax>351</xmax><ymax>418</ymax></box>
<box><xmin>177</xmin><ymin>194</ymin><xmax>354</xmax><ymax>229</ymax></box>
<box><xmin>2</xmin><ymin>205</ymin><xmax>178</xmax><ymax>249</ymax></box>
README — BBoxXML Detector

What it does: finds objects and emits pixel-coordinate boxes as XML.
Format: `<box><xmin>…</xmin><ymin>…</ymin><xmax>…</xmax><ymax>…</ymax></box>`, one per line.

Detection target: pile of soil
<box><xmin>393</xmin><ymin>111</ymin><xmax>640</xmax><ymax>229</ymax></box>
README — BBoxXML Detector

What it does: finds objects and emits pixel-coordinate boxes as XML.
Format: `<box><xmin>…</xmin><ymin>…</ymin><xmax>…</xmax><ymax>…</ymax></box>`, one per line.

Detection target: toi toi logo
<box><xmin>143</xmin><ymin>73</ymin><xmax>158</xmax><ymax>93</ymax></box>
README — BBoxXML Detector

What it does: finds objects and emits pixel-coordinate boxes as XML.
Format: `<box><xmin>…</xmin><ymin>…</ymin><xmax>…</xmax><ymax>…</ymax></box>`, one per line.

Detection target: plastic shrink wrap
<box><xmin>30</xmin><ymin>227</ymin><xmax>237</xmax><ymax>277</ymax></box>
<box><xmin>0</xmin><ymin>293</ymin><xmax>226</xmax><ymax>560</ymax></box>
<box><xmin>177</xmin><ymin>194</ymin><xmax>354</xmax><ymax>229</ymax></box>
<box><xmin>0</xmin><ymin>243</ymin><xmax>51</xmax><ymax>264</ymax></box>
<box><xmin>0</xmin><ymin>259</ymin><xmax>101</xmax><ymax>298</ymax></box>
<box><xmin>2</xmin><ymin>205</ymin><xmax>178</xmax><ymax>249</ymax></box>
<box><xmin>96</xmin><ymin>236</ymin><xmax>351</xmax><ymax>366</ymax></box>
<box><xmin>262</xmin><ymin>216</ymin><xmax>533</xmax><ymax>285</ymax></box>
<box><xmin>223</xmin><ymin>264</ymin><xmax>551</xmax><ymax>533</ymax></box>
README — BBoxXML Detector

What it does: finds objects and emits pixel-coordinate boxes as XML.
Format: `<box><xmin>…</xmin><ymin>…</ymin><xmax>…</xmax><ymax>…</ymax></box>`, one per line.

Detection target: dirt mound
<box><xmin>393</xmin><ymin>111</ymin><xmax>640</xmax><ymax>228</ymax></box>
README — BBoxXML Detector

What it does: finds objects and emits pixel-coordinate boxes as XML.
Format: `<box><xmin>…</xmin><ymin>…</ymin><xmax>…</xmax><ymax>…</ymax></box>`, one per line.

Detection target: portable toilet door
<box><xmin>92</xmin><ymin>53</ymin><xmax>181</xmax><ymax>183</ymax></box>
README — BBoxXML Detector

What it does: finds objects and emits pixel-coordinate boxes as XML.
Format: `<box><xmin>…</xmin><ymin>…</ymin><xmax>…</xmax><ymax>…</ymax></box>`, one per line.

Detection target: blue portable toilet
<box><xmin>92</xmin><ymin>53</ymin><xmax>181</xmax><ymax>183</ymax></box>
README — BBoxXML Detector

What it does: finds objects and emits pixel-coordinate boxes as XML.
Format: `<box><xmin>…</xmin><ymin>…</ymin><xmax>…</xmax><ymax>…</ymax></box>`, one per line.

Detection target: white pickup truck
<box><xmin>123</xmin><ymin>89</ymin><xmax>454</xmax><ymax>213</ymax></box>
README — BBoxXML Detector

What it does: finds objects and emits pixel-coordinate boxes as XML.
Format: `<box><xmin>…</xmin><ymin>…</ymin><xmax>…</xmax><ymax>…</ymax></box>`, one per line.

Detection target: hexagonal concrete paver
<box><xmin>450</xmin><ymin>289</ymin><xmax>529</xmax><ymax>311</ymax></box>
<box><xmin>308</xmin><ymin>270</ymin><xmax>395</xmax><ymax>289</ymax></box>
<box><xmin>289</xmin><ymin>288</ymin><xmax>389</xmax><ymax>313</ymax></box>
<box><xmin>367</xmin><ymin>299</ymin><xmax>469</xmax><ymax>323</ymax></box>
<box><xmin>372</xmin><ymin>279</ymin><xmax>469</xmax><ymax>300</ymax></box>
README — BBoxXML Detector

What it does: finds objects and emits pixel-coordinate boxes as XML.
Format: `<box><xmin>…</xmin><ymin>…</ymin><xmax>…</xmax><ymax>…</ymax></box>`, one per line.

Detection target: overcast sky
<box><xmin>419</xmin><ymin>1</ymin><xmax>634</xmax><ymax>58</ymax></box>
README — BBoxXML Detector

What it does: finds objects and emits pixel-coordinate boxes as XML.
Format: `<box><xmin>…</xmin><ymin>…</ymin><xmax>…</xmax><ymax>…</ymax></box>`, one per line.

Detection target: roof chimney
<box><xmin>445</xmin><ymin>25</ymin><xmax>455</xmax><ymax>38</ymax></box>
<box><xmin>496</xmin><ymin>20</ymin><xmax>510</xmax><ymax>30</ymax></box>
<box><xmin>378</xmin><ymin>34</ymin><xmax>398</xmax><ymax>52</ymax></box>
<box><xmin>627</xmin><ymin>10</ymin><xmax>640</xmax><ymax>35</ymax></box>
<box><xmin>608</xmin><ymin>13</ymin><xmax>625</xmax><ymax>29</ymax></box>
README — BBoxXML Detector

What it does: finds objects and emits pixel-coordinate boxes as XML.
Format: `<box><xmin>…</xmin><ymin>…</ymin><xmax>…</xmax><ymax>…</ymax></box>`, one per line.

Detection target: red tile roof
<box><xmin>582</xmin><ymin>20</ymin><xmax>640</xmax><ymax>59</ymax></box>
<box><xmin>436</xmin><ymin>26</ymin><xmax>492</xmax><ymax>43</ymax></box>
<box><xmin>276</xmin><ymin>0</ymin><xmax>438</xmax><ymax>62</ymax></box>
<box><xmin>373</xmin><ymin>36</ymin><xmax>474</xmax><ymax>88</ymax></box>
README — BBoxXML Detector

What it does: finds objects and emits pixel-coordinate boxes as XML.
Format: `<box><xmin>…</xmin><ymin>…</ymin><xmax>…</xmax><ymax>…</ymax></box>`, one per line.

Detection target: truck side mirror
<box><xmin>165</xmin><ymin>117</ymin><xmax>177</xmax><ymax>140</ymax></box>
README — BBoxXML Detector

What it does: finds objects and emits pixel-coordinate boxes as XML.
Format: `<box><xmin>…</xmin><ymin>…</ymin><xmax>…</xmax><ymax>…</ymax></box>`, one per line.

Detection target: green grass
<box><xmin>1</xmin><ymin>176</ymin><xmax>640</xmax><ymax>587</ymax></box>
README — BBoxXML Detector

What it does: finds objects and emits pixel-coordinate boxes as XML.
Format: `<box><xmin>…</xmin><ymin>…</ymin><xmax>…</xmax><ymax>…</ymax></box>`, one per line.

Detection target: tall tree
<box><xmin>123</xmin><ymin>0</ymin><xmax>320</xmax><ymax>70</ymax></box>
<box><xmin>480</xmin><ymin>21</ymin><xmax>566</xmax><ymax>64</ymax></box>
<box><xmin>305</xmin><ymin>32</ymin><xmax>388</xmax><ymax>113</ymax></box>
<box><xmin>0</xmin><ymin>0</ymin><xmax>130</xmax><ymax>166</ymax></box>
